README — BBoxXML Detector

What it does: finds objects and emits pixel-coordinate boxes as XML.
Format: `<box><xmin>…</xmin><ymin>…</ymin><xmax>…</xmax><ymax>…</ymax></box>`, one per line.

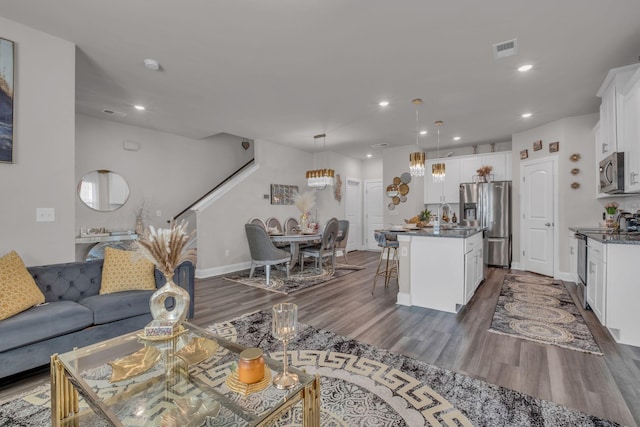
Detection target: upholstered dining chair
<box><xmin>248</xmin><ymin>217</ymin><xmax>267</xmax><ymax>229</ymax></box>
<box><xmin>265</xmin><ymin>217</ymin><xmax>283</xmax><ymax>233</ymax></box>
<box><xmin>244</xmin><ymin>224</ymin><xmax>291</xmax><ymax>285</ymax></box>
<box><xmin>300</xmin><ymin>218</ymin><xmax>339</xmax><ymax>274</ymax></box>
<box><xmin>284</xmin><ymin>217</ymin><xmax>300</xmax><ymax>235</ymax></box>
<box><xmin>334</xmin><ymin>220</ymin><xmax>350</xmax><ymax>264</ymax></box>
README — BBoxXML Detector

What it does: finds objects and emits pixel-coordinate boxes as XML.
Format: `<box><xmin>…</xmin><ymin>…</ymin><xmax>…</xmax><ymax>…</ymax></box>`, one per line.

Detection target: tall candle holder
<box><xmin>271</xmin><ymin>303</ymin><xmax>299</xmax><ymax>390</ymax></box>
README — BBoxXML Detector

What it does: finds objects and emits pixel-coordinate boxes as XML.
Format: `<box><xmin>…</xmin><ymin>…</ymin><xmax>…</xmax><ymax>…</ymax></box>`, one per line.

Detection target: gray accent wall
<box><xmin>0</xmin><ymin>16</ymin><xmax>76</xmax><ymax>266</ymax></box>
<box><xmin>75</xmin><ymin>114</ymin><xmax>254</xmax><ymax>234</ymax></box>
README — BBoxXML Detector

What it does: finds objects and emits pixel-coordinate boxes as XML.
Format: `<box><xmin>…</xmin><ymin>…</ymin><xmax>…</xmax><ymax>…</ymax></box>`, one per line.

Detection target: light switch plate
<box><xmin>36</xmin><ymin>208</ymin><xmax>55</xmax><ymax>222</ymax></box>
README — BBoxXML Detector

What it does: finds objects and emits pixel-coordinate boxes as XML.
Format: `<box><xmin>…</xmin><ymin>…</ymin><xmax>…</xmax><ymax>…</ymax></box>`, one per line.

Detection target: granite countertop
<box><xmin>382</xmin><ymin>227</ymin><xmax>485</xmax><ymax>239</ymax></box>
<box><xmin>570</xmin><ymin>227</ymin><xmax>640</xmax><ymax>245</ymax></box>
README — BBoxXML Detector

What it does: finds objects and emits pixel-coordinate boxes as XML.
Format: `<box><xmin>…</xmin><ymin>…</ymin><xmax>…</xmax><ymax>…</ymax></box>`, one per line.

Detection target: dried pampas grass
<box><xmin>293</xmin><ymin>190</ymin><xmax>316</xmax><ymax>214</ymax></box>
<box><xmin>136</xmin><ymin>219</ymin><xmax>197</xmax><ymax>279</ymax></box>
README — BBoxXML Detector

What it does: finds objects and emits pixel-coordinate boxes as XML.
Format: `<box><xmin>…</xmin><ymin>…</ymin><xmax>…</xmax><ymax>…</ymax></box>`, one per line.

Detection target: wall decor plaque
<box><xmin>533</xmin><ymin>140</ymin><xmax>542</xmax><ymax>151</ymax></box>
<box><xmin>549</xmin><ymin>141</ymin><xmax>559</xmax><ymax>153</ymax></box>
<box><xmin>270</xmin><ymin>184</ymin><xmax>299</xmax><ymax>205</ymax></box>
<box><xmin>520</xmin><ymin>149</ymin><xmax>529</xmax><ymax>160</ymax></box>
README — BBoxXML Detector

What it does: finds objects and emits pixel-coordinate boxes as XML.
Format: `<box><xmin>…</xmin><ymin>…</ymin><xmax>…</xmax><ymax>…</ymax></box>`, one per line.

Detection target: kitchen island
<box><xmin>394</xmin><ymin>227</ymin><xmax>485</xmax><ymax>313</ymax></box>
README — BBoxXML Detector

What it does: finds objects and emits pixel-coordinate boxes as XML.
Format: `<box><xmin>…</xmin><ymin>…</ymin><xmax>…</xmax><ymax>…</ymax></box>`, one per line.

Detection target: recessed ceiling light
<box><xmin>453</xmin><ymin>136</ymin><xmax>461</xmax><ymax>141</ymax></box>
<box><xmin>378</xmin><ymin>101</ymin><xmax>389</xmax><ymax>107</ymax></box>
<box><xmin>134</xmin><ymin>105</ymin><xmax>146</xmax><ymax>111</ymax></box>
<box><xmin>366</xmin><ymin>154</ymin><xmax>373</xmax><ymax>158</ymax></box>
<box><xmin>521</xmin><ymin>113</ymin><xmax>532</xmax><ymax>118</ymax></box>
<box><xmin>518</xmin><ymin>64</ymin><xmax>533</xmax><ymax>72</ymax></box>
<box><xmin>420</xmin><ymin>130</ymin><xmax>427</xmax><ymax>135</ymax></box>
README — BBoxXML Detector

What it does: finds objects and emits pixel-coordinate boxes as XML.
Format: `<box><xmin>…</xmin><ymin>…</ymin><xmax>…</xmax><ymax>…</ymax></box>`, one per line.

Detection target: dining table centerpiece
<box><xmin>136</xmin><ymin>219</ymin><xmax>197</xmax><ymax>326</ymax></box>
<box><xmin>293</xmin><ymin>190</ymin><xmax>316</xmax><ymax>232</ymax></box>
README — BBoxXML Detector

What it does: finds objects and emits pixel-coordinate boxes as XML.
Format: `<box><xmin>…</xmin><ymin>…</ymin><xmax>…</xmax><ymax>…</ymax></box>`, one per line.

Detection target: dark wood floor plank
<box><xmin>0</xmin><ymin>250</ymin><xmax>638</xmax><ymax>426</ymax></box>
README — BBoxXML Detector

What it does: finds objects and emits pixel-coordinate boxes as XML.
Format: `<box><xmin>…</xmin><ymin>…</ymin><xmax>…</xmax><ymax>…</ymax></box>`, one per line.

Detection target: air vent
<box><xmin>492</xmin><ymin>38</ymin><xmax>518</xmax><ymax>59</ymax></box>
<box><xmin>102</xmin><ymin>108</ymin><xmax>127</xmax><ymax>118</ymax></box>
<box><xmin>370</xmin><ymin>143</ymin><xmax>389</xmax><ymax>148</ymax></box>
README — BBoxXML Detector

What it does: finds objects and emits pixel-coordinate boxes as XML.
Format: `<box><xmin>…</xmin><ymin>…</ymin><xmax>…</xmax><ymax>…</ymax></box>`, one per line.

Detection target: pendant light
<box><xmin>409</xmin><ymin>98</ymin><xmax>426</xmax><ymax>177</ymax></box>
<box><xmin>432</xmin><ymin>121</ymin><xmax>446</xmax><ymax>182</ymax></box>
<box><xmin>306</xmin><ymin>133</ymin><xmax>334</xmax><ymax>188</ymax></box>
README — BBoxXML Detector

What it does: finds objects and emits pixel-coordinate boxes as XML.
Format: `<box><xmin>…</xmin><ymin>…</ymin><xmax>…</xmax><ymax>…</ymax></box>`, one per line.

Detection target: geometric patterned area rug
<box><xmin>0</xmin><ymin>311</ymin><xmax>620</xmax><ymax>426</ymax></box>
<box><xmin>223</xmin><ymin>263</ymin><xmax>364</xmax><ymax>294</ymax></box>
<box><xmin>489</xmin><ymin>273</ymin><xmax>603</xmax><ymax>355</ymax></box>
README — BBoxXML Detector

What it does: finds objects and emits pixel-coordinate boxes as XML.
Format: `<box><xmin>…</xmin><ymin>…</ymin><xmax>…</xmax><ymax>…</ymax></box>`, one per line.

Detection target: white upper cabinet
<box><xmin>596</xmin><ymin>64</ymin><xmax>640</xmax><ymax>163</ymax></box>
<box><xmin>425</xmin><ymin>152</ymin><xmax>512</xmax><ymax>205</ymax></box>
<box><xmin>619</xmin><ymin>68</ymin><xmax>640</xmax><ymax>192</ymax></box>
<box><xmin>458</xmin><ymin>152</ymin><xmax>512</xmax><ymax>183</ymax></box>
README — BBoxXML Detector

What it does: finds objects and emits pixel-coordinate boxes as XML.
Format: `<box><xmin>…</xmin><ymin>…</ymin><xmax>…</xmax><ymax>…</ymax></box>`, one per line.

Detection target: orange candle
<box><xmin>238</xmin><ymin>348</ymin><xmax>265</xmax><ymax>384</ymax></box>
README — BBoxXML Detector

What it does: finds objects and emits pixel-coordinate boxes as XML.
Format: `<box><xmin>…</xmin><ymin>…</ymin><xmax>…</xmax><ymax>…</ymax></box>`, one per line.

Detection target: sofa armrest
<box><xmin>154</xmin><ymin>261</ymin><xmax>195</xmax><ymax>319</ymax></box>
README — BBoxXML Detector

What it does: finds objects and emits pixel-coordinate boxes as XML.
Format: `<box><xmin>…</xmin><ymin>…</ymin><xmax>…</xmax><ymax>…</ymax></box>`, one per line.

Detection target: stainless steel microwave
<box><xmin>599</xmin><ymin>152</ymin><xmax>625</xmax><ymax>194</ymax></box>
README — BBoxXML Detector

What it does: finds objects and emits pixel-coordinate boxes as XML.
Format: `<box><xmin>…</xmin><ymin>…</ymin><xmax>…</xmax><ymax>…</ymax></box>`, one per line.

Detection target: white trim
<box><xmin>196</xmin><ymin>261</ymin><xmax>251</xmax><ymax>279</ymax></box>
<box><xmin>190</xmin><ymin>161</ymin><xmax>260</xmax><ymax>212</ymax></box>
<box><xmin>345</xmin><ymin>176</ymin><xmax>363</xmax><ymax>250</ymax></box>
<box><xmin>396</xmin><ymin>292</ymin><xmax>412</xmax><ymax>306</ymax></box>
<box><xmin>519</xmin><ymin>156</ymin><xmax>559</xmax><ymax>277</ymax></box>
<box><xmin>555</xmin><ymin>271</ymin><xmax>575</xmax><ymax>282</ymax></box>
<box><xmin>510</xmin><ymin>261</ymin><xmax>523</xmax><ymax>270</ymax></box>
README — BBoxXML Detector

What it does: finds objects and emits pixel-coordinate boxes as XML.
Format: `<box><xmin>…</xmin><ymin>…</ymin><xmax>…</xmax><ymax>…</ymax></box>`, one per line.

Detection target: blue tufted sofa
<box><xmin>0</xmin><ymin>259</ymin><xmax>195</xmax><ymax>379</ymax></box>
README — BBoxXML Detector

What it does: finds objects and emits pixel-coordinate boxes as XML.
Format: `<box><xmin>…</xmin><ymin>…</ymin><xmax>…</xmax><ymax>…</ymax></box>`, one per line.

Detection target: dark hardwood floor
<box><xmin>2</xmin><ymin>250</ymin><xmax>639</xmax><ymax>426</ymax></box>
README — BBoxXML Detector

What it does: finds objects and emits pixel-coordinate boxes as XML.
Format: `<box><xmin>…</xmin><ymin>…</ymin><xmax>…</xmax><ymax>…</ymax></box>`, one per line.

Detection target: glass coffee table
<box><xmin>51</xmin><ymin>322</ymin><xmax>320</xmax><ymax>426</ymax></box>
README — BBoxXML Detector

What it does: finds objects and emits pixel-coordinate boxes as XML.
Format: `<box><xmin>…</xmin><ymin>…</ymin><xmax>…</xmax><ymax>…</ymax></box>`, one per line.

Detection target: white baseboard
<box><xmin>196</xmin><ymin>261</ymin><xmax>251</xmax><ymax>279</ymax></box>
<box><xmin>555</xmin><ymin>271</ymin><xmax>577</xmax><ymax>282</ymax></box>
<box><xmin>396</xmin><ymin>292</ymin><xmax>411</xmax><ymax>306</ymax></box>
<box><xmin>510</xmin><ymin>261</ymin><xmax>522</xmax><ymax>270</ymax></box>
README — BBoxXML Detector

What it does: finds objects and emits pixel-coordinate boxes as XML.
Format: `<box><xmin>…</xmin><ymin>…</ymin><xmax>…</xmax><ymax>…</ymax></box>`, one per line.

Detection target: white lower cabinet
<box><xmin>568</xmin><ymin>231</ymin><xmax>578</xmax><ymax>283</ymax></box>
<box><xmin>604</xmin><ymin>243</ymin><xmax>640</xmax><ymax>347</ymax></box>
<box><xmin>587</xmin><ymin>239</ymin><xmax>606</xmax><ymax>323</ymax></box>
<box><xmin>585</xmin><ymin>239</ymin><xmax>640</xmax><ymax>347</ymax></box>
<box><xmin>464</xmin><ymin>232</ymin><xmax>484</xmax><ymax>304</ymax></box>
<box><xmin>408</xmin><ymin>232</ymin><xmax>484</xmax><ymax>313</ymax></box>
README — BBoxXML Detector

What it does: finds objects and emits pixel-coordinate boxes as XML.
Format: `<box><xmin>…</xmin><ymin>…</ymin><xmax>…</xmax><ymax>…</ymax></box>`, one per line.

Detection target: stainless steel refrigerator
<box><xmin>459</xmin><ymin>181</ymin><xmax>512</xmax><ymax>268</ymax></box>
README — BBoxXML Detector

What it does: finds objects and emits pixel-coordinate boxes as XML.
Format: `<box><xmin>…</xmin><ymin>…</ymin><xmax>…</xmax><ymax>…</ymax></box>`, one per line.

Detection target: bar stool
<box><xmin>372</xmin><ymin>231</ymin><xmax>399</xmax><ymax>294</ymax></box>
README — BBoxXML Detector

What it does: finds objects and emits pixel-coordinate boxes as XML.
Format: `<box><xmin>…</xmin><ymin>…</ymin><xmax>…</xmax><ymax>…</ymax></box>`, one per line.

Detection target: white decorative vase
<box><xmin>149</xmin><ymin>274</ymin><xmax>190</xmax><ymax>324</ymax></box>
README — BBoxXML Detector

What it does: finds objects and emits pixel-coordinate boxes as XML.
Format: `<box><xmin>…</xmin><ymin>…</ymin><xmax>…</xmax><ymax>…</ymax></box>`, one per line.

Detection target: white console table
<box><xmin>75</xmin><ymin>233</ymin><xmax>138</xmax><ymax>261</ymax></box>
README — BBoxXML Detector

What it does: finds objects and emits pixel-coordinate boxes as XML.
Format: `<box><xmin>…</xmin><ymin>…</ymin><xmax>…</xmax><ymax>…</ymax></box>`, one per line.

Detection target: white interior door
<box><xmin>345</xmin><ymin>178</ymin><xmax>362</xmax><ymax>251</ymax></box>
<box><xmin>365</xmin><ymin>180</ymin><xmax>383</xmax><ymax>250</ymax></box>
<box><xmin>521</xmin><ymin>158</ymin><xmax>555</xmax><ymax>276</ymax></box>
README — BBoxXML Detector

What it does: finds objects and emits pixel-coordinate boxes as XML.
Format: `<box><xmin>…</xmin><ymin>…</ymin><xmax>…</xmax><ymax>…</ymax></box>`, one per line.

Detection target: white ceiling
<box><xmin>1</xmin><ymin>0</ymin><xmax>639</xmax><ymax>159</ymax></box>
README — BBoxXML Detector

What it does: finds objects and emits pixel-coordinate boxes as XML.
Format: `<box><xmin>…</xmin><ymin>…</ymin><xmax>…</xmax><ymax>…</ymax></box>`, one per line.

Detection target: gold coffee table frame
<box><xmin>50</xmin><ymin>322</ymin><xmax>320</xmax><ymax>426</ymax></box>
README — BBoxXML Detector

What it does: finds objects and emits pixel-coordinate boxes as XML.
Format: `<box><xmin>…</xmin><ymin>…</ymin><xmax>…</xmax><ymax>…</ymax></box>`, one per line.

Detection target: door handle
<box><xmin>545</xmin><ymin>222</ymin><xmax>551</xmax><ymax>226</ymax></box>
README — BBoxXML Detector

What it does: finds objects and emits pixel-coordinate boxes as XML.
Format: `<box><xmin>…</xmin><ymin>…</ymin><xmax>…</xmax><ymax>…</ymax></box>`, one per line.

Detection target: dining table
<box><xmin>269</xmin><ymin>231</ymin><xmax>322</xmax><ymax>268</ymax></box>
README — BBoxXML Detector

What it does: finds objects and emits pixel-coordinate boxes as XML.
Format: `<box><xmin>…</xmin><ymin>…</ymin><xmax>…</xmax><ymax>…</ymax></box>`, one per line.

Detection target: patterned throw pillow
<box><xmin>0</xmin><ymin>251</ymin><xmax>45</xmax><ymax>320</ymax></box>
<box><xmin>100</xmin><ymin>247</ymin><xmax>156</xmax><ymax>294</ymax></box>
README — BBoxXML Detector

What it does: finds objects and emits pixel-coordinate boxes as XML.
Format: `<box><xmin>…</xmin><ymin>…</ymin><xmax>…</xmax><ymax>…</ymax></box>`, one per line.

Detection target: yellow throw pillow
<box><xmin>100</xmin><ymin>247</ymin><xmax>156</xmax><ymax>294</ymax></box>
<box><xmin>0</xmin><ymin>251</ymin><xmax>45</xmax><ymax>320</ymax></box>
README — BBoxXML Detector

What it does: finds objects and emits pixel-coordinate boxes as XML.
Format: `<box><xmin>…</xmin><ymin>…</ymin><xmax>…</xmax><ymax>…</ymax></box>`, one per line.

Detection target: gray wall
<box><xmin>195</xmin><ymin>140</ymin><xmax>363</xmax><ymax>276</ymax></box>
<box><xmin>75</xmin><ymin>114</ymin><xmax>253</xmax><ymax>234</ymax></box>
<box><xmin>0</xmin><ymin>16</ymin><xmax>76</xmax><ymax>266</ymax></box>
<box><xmin>382</xmin><ymin>145</ymin><xmax>426</xmax><ymax>227</ymax></box>
<box><xmin>511</xmin><ymin>113</ymin><xmax>640</xmax><ymax>275</ymax></box>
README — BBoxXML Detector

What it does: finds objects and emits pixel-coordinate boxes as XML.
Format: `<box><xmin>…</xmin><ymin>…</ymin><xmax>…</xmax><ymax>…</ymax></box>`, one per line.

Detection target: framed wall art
<box><xmin>520</xmin><ymin>149</ymin><xmax>529</xmax><ymax>160</ymax></box>
<box><xmin>0</xmin><ymin>37</ymin><xmax>15</xmax><ymax>164</ymax></box>
<box><xmin>549</xmin><ymin>141</ymin><xmax>559</xmax><ymax>153</ymax></box>
<box><xmin>533</xmin><ymin>140</ymin><xmax>542</xmax><ymax>151</ymax></box>
<box><xmin>270</xmin><ymin>184</ymin><xmax>299</xmax><ymax>205</ymax></box>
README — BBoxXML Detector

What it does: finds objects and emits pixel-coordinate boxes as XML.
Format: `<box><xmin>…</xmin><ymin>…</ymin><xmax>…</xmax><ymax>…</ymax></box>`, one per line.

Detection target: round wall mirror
<box><xmin>78</xmin><ymin>170</ymin><xmax>130</xmax><ymax>212</ymax></box>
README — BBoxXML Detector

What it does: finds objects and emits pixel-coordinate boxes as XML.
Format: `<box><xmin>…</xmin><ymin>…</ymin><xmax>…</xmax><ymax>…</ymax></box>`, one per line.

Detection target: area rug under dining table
<box><xmin>488</xmin><ymin>273</ymin><xmax>603</xmax><ymax>355</ymax></box>
<box><xmin>0</xmin><ymin>311</ymin><xmax>620</xmax><ymax>426</ymax></box>
<box><xmin>223</xmin><ymin>263</ymin><xmax>364</xmax><ymax>294</ymax></box>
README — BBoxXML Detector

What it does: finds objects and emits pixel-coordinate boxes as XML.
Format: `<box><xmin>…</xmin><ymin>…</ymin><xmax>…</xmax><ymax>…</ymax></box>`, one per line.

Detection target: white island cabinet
<box><xmin>397</xmin><ymin>230</ymin><xmax>484</xmax><ymax>313</ymax></box>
